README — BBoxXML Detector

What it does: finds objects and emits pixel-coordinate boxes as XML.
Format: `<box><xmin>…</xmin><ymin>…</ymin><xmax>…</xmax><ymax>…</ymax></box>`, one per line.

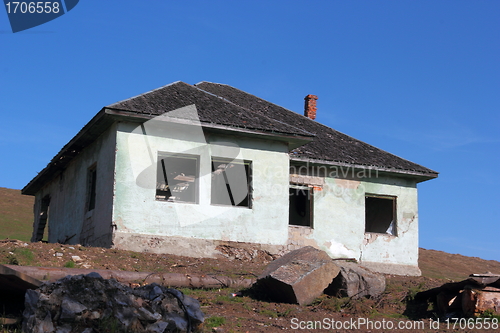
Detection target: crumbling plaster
<box><xmin>285</xmin><ymin>171</ymin><xmax>421</xmax><ymax>275</ymax></box>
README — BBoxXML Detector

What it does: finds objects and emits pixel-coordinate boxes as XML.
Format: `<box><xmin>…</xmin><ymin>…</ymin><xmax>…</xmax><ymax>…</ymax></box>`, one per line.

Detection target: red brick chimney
<box><xmin>304</xmin><ymin>94</ymin><xmax>318</xmax><ymax>120</ymax></box>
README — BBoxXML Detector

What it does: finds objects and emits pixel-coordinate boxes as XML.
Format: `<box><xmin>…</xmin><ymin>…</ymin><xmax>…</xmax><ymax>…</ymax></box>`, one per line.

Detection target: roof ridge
<box><xmin>195</xmin><ymin>81</ymin><xmax>438</xmax><ymax>176</ymax></box>
<box><xmin>194</xmin><ymin>83</ymin><xmax>314</xmax><ymax>137</ymax></box>
<box><xmin>195</xmin><ymin>83</ymin><xmax>389</xmax><ymax>151</ymax></box>
<box><xmin>196</xmin><ymin>82</ymin><xmax>300</xmax><ymax>115</ymax></box>
<box><xmin>107</xmin><ymin>81</ymin><xmax>185</xmax><ymax>108</ymax></box>
<box><xmin>197</xmin><ymin>82</ymin><xmax>344</xmax><ymax>129</ymax></box>
<box><xmin>109</xmin><ymin>81</ymin><xmax>312</xmax><ymax>137</ymax></box>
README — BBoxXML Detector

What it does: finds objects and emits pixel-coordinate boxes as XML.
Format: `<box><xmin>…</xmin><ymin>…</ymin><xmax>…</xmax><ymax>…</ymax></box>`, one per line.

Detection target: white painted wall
<box><xmin>30</xmin><ymin>117</ymin><xmax>421</xmax><ymax>273</ymax></box>
<box><xmin>304</xmin><ymin>174</ymin><xmax>419</xmax><ymax>269</ymax></box>
<box><xmin>112</xmin><ymin>121</ymin><xmax>291</xmax><ymax>246</ymax></box>
<box><xmin>31</xmin><ymin>125</ymin><xmax>117</xmax><ymax>246</ymax></box>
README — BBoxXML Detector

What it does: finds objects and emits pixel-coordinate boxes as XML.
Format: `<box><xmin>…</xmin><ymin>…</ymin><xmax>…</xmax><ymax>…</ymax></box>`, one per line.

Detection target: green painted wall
<box><xmin>113</xmin><ymin>122</ymin><xmax>291</xmax><ymax>245</ymax></box>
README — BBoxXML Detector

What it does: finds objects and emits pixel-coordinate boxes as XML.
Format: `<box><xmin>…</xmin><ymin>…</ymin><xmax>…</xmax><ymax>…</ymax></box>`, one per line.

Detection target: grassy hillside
<box><xmin>1</xmin><ymin>186</ymin><xmax>500</xmax><ymax>332</ymax></box>
<box><xmin>1</xmin><ymin>185</ymin><xmax>499</xmax><ymax>281</ymax></box>
<box><xmin>0</xmin><ymin>187</ymin><xmax>34</xmax><ymax>242</ymax></box>
<box><xmin>419</xmin><ymin>247</ymin><xmax>500</xmax><ymax>281</ymax></box>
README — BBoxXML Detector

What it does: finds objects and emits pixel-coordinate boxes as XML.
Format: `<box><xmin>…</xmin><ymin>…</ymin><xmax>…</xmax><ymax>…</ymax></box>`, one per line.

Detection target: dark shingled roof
<box><xmin>108</xmin><ymin>81</ymin><xmax>311</xmax><ymax>137</ymax></box>
<box><xmin>195</xmin><ymin>81</ymin><xmax>438</xmax><ymax>178</ymax></box>
<box><xmin>23</xmin><ymin>80</ymin><xmax>437</xmax><ymax>195</ymax></box>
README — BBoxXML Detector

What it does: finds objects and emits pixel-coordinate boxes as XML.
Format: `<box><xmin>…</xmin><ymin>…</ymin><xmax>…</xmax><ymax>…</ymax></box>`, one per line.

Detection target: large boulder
<box><xmin>325</xmin><ymin>261</ymin><xmax>386</xmax><ymax>299</ymax></box>
<box><xmin>257</xmin><ymin>246</ymin><xmax>340</xmax><ymax>305</ymax></box>
<box><xmin>22</xmin><ymin>272</ymin><xmax>204</xmax><ymax>333</ymax></box>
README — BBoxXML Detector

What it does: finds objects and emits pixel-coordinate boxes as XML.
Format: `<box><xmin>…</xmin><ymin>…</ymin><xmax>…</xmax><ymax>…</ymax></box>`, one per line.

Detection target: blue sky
<box><xmin>1</xmin><ymin>1</ymin><xmax>499</xmax><ymax>261</ymax></box>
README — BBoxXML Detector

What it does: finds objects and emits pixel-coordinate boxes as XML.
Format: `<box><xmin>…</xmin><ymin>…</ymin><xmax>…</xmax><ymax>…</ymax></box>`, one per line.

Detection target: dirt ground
<box><xmin>1</xmin><ymin>240</ymin><xmax>499</xmax><ymax>332</ymax></box>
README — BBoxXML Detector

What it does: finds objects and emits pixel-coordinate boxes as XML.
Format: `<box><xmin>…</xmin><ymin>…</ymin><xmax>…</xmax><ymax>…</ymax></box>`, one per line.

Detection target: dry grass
<box><xmin>0</xmin><ymin>188</ymin><xmax>33</xmax><ymax>242</ymax></box>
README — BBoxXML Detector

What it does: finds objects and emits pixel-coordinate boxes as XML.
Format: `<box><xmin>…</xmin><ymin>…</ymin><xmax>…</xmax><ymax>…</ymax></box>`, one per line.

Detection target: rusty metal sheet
<box><xmin>462</xmin><ymin>285</ymin><xmax>500</xmax><ymax>317</ymax></box>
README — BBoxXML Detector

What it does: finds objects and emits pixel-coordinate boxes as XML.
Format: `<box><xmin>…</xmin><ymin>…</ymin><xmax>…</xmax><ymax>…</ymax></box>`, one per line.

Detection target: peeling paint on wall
<box><xmin>286</xmin><ymin>226</ymin><xmax>319</xmax><ymax>251</ymax></box>
<box><xmin>363</xmin><ymin>233</ymin><xmax>379</xmax><ymax>245</ymax></box>
<box><xmin>334</xmin><ymin>178</ymin><xmax>361</xmax><ymax>189</ymax></box>
<box><xmin>325</xmin><ymin>239</ymin><xmax>355</xmax><ymax>258</ymax></box>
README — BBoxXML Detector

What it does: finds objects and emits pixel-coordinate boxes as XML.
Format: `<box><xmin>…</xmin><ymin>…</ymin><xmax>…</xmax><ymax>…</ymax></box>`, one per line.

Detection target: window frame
<box><xmin>86</xmin><ymin>164</ymin><xmax>97</xmax><ymax>212</ymax></box>
<box><xmin>156</xmin><ymin>152</ymin><xmax>200</xmax><ymax>204</ymax></box>
<box><xmin>288</xmin><ymin>184</ymin><xmax>314</xmax><ymax>228</ymax></box>
<box><xmin>210</xmin><ymin>157</ymin><xmax>252</xmax><ymax>208</ymax></box>
<box><xmin>364</xmin><ymin>194</ymin><xmax>397</xmax><ymax>236</ymax></box>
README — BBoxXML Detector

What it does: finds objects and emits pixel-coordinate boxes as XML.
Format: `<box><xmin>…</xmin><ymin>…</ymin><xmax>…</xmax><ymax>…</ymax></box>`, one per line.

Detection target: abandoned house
<box><xmin>22</xmin><ymin>81</ymin><xmax>438</xmax><ymax>275</ymax></box>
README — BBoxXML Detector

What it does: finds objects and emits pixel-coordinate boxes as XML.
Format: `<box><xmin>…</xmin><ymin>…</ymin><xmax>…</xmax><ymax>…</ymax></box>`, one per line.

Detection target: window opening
<box><xmin>156</xmin><ymin>154</ymin><xmax>199</xmax><ymax>203</ymax></box>
<box><xmin>289</xmin><ymin>185</ymin><xmax>313</xmax><ymax>227</ymax></box>
<box><xmin>211</xmin><ymin>158</ymin><xmax>252</xmax><ymax>207</ymax></box>
<box><xmin>34</xmin><ymin>195</ymin><xmax>50</xmax><ymax>242</ymax></box>
<box><xmin>365</xmin><ymin>195</ymin><xmax>397</xmax><ymax>235</ymax></box>
<box><xmin>87</xmin><ymin>165</ymin><xmax>97</xmax><ymax>211</ymax></box>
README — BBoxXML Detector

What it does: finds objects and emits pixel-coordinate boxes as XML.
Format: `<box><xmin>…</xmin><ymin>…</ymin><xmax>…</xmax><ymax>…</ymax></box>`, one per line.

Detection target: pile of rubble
<box><xmin>417</xmin><ymin>272</ymin><xmax>500</xmax><ymax>317</ymax></box>
<box><xmin>23</xmin><ymin>272</ymin><xmax>204</xmax><ymax>333</ymax></box>
<box><xmin>215</xmin><ymin>244</ymin><xmax>279</xmax><ymax>262</ymax></box>
<box><xmin>3</xmin><ymin>243</ymin><xmax>499</xmax><ymax>332</ymax></box>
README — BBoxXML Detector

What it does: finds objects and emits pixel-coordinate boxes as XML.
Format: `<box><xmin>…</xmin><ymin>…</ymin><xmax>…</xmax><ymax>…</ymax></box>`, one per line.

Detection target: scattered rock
<box><xmin>325</xmin><ymin>261</ymin><xmax>386</xmax><ymax>299</ymax></box>
<box><xmin>257</xmin><ymin>246</ymin><xmax>340</xmax><ymax>305</ymax></box>
<box><xmin>71</xmin><ymin>256</ymin><xmax>83</xmax><ymax>263</ymax></box>
<box><xmin>23</xmin><ymin>272</ymin><xmax>204</xmax><ymax>333</ymax></box>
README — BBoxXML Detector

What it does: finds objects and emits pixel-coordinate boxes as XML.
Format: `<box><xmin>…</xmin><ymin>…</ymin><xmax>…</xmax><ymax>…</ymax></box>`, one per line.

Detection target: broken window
<box><xmin>86</xmin><ymin>165</ymin><xmax>97</xmax><ymax>211</ymax></box>
<box><xmin>289</xmin><ymin>185</ymin><xmax>313</xmax><ymax>227</ymax></box>
<box><xmin>365</xmin><ymin>195</ymin><xmax>397</xmax><ymax>235</ymax></box>
<box><xmin>211</xmin><ymin>158</ymin><xmax>252</xmax><ymax>207</ymax></box>
<box><xmin>156</xmin><ymin>154</ymin><xmax>199</xmax><ymax>203</ymax></box>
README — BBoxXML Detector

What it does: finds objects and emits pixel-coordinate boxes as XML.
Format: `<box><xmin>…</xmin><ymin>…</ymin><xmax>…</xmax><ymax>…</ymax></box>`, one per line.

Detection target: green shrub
<box><xmin>406</xmin><ymin>282</ymin><xmax>426</xmax><ymax>302</ymax></box>
<box><xmin>7</xmin><ymin>248</ymin><xmax>35</xmax><ymax>265</ymax></box>
<box><xmin>480</xmin><ymin>309</ymin><xmax>500</xmax><ymax>320</ymax></box>
<box><xmin>64</xmin><ymin>261</ymin><xmax>75</xmax><ymax>268</ymax></box>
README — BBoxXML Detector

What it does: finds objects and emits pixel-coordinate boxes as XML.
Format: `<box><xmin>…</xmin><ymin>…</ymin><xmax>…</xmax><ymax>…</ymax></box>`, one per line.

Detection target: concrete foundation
<box><xmin>112</xmin><ymin>231</ymin><xmax>422</xmax><ymax>276</ymax></box>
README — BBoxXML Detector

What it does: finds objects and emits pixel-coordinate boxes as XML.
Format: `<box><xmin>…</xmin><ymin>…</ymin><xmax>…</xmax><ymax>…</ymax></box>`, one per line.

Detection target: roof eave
<box><xmin>22</xmin><ymin>108</ymin><xmax>113</xmax><ymax>196</ymax></box>
<box><xmin>290</xmin><ymin>156</ymin><xmax>438</xmax><ymax>183</ymax></box>
<box><xmin>104</xmin><ymin>108</ymin><xmax>315</xmax><ymax>150</ymax></box>
<box><xmin>22</xmin><ymin>108</ymin><xmax>315</xmax><ymax>195</ymax></box>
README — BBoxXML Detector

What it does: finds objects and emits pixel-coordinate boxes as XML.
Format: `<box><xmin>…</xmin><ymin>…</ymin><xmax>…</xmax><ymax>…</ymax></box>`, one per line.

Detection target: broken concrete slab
<box><xmin>0</xmin><ymin>264</ymin><xmax>43</xmax><ymax>320</ymax></box>
<box><xmin>23</xmin><ymin>272</ymin><xmax>204</xmax><ymax>333</ymax></box>
<box><xmin>325</xmin><ymin>261</ymin><xmax>386</xmax><ymax>299</ymax></box>
<box><xmin>257</xmin><ymin>246</ymin><xmax>340</xmax><ymax>305</ymax></box>
<box><xmin>0</xmin><ymin>264</ymin><xmax>42</xmax><ymax>294</ymax></box>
